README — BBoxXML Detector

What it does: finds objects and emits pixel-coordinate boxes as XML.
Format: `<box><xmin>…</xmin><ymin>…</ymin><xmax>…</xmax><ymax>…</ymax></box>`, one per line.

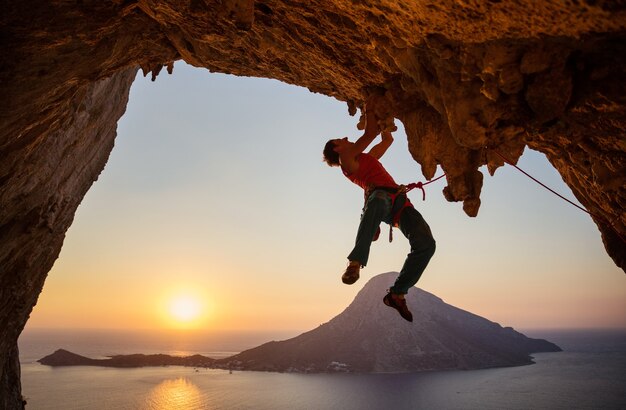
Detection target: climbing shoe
<box><xmin>383</xmin><ymin>291</ymin><xmax>413</xmax><ymax>322</ymax></box>
<box><xmin>341</xmin><ymin>262</ymin><xmax>360</xmax><ymax>285</ymax></box>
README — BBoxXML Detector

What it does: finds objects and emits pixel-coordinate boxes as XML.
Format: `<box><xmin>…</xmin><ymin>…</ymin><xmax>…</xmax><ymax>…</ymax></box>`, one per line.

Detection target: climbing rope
<box><xmin>400</xmin><ymin>173</ymin><xmax>447</xmax><ymax>201</ymax></box>
<box><xmin>489</xmin><ymin>147</ymin><xmax>626</xmax><ymax>245</ymax></box>
<box><xmin>387</xmin><ymin>173</ymin><xmax>447</xmax><ymax>242</ymax></box>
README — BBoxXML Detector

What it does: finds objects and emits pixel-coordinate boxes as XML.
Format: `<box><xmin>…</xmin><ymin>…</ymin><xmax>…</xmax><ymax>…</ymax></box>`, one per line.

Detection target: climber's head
<box><xmin>323</xmin><ymin>137</ymin><xmax>349</xmax><ymax>166</ymax></box>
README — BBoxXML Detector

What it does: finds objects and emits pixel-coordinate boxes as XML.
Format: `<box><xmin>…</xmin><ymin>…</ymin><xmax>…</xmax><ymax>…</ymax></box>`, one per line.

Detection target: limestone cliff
<box><xmin>1</xmin><ymin>1</ymin><xmax>625</xmax><ymax>407</ymax></box>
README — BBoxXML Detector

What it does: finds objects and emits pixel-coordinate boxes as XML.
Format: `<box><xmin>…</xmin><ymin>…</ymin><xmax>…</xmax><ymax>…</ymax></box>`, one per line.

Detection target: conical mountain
<box><xmin>219</xmin><ymin>272</ymin><xmax>560</xmax><ymax>373</ymax></box>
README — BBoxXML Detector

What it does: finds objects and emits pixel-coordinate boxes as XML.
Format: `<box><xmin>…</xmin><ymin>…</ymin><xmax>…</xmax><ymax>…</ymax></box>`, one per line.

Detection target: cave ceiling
<box><xmin>1</xmin><ymin>1</ymin><xmax>626</xmax><ymax>405</ymax></box>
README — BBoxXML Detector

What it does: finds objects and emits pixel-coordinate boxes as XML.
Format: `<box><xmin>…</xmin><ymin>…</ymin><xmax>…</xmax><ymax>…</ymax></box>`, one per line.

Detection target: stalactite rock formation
<box><xmin>1</xmin><ymin>1</ymin><xmax>625</xmax><ymax>407</ymax></box>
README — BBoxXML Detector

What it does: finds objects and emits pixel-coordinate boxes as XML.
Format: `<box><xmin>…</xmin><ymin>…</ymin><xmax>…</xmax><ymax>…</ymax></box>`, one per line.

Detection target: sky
<box><xmin>25</xmin><ymin>62</ymin><xmax>625</xmax><ymax>336</ymax></box>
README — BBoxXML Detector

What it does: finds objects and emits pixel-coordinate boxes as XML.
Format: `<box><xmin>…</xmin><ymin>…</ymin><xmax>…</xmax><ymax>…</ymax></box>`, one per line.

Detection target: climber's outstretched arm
<box><xmin>335</xmin><ymin>102</ymin><xmax>380</xmax><ymax>174</ymax></box>
<box><xmin>352</xmin><ymin>102</ymin><xmax>380</xmax><ymax>155</ymax></box>
<box><xmin>368</xmin><ymin>130</ymin><xmax>394</xmax><ymax>160</ymax></box>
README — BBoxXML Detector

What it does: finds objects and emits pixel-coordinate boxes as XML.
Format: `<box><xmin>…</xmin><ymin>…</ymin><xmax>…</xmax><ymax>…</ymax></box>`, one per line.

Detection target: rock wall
<box><xmin>0</xmin><ymin>69</ymin><xmax>137</xmax><ymax>408</ymax></box>
<box><xmin>1</xmin><ymin>1</ymin><xmax>625</xmax><ymax>406</ymax></box>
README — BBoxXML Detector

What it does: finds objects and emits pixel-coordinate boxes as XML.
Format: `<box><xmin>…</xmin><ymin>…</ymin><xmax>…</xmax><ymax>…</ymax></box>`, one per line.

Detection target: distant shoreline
<box><xmin>33</xmin><ymin>328</ymin><xmax>626</xmax><ymax>374</ymax></box>
<box><xmin>38</xmin><ymin>349</ymin><xmax>218</xmax><ymax>369</ymax></box>
<box><xmin>38</xmin><ymin>346</ymin><xmax>562</xmax><ymax>374</ymax></box>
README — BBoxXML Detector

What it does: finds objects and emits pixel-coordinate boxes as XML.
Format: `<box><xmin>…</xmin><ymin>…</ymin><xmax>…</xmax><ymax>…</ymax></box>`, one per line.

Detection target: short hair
<box><xmin>323</xmin><ymin>139</ymin><xmax>340</xmax><ymax>167</ymax></box>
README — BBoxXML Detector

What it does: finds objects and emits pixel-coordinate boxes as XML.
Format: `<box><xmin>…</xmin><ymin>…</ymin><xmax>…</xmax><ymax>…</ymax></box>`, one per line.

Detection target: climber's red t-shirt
<box><xmin>343</xmin><ymin>153</ymin><xmax>398</xmax><ymax>191</ymax></box>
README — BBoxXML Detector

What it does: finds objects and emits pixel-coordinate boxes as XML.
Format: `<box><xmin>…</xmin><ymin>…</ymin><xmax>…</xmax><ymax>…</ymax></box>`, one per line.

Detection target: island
<box><xmin>39</xmin><ymin>273</ymin><xmax>561</xmax><ymax>373</ymax></box>
<box><xmin>38</xmin><ymin>349</ymin><xmax>216</xmax><ymax>368</ymax></box>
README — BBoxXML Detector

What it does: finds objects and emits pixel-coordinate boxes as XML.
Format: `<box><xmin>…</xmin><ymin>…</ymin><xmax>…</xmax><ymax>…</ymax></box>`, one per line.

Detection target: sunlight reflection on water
<box><xmin>143</xmin><ymin>377</ymin><xmax>203</xmax><ymax>409</ymax></box>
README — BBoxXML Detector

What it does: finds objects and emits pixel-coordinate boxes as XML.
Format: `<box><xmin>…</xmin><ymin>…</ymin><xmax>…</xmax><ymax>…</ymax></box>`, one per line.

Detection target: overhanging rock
<box><xmin>1</xmin><ymin>1</ymin><xmax>625</xmax><ymax>407</ymax></box>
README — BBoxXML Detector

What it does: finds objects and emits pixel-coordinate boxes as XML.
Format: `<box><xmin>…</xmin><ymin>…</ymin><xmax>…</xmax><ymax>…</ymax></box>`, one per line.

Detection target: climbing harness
<box><xmin>489</xmin><ymin>147</ymin><xmax>626</xmax><ymax>245</ymax></box>
<box><xmin>366</xmin><ymin>173</ymin><xmax>446</xmax><ymax>243</ymax></box>
<box><xmin>391</xmin><ymin>174</ymin><xmax>447</xmax><ymax>242</ymax></box>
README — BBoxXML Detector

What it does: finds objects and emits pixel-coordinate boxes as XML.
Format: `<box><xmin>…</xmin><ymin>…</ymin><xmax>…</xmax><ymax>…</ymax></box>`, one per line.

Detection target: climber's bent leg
<box><xmin>389</xmin><ymin>207</ymin><xmax>436</xmax><ymax>294</ymax></box>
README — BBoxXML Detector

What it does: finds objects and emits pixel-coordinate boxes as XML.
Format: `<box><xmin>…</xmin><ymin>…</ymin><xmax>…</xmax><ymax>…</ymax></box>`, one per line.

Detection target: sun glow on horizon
<box><xmin>162</xmin><ymin>289</ymin><xmax>211</xmax><ymax>329</ymax></box>
<box><xmin>170</xmin><ymin>296</ymin><xmax>201</xmax><ymax>322</ymax></box>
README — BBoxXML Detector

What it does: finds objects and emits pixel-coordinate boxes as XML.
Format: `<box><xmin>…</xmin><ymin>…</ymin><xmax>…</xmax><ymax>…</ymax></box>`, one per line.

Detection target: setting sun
<box><xmin>161</xmin><ymin>289</ymin><xmax>211</xmax><ymax>329</ymax></box>
<box><xmin>169</xmin><ymin>296</ymin><xmax>201</xmax><ymax>322</ymax></box>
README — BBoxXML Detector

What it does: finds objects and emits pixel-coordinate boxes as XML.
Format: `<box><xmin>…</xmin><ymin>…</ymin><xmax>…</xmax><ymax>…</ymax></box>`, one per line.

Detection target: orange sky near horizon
<box><xmin>25</xmin><ymin>63</ymin><xmax>626</xmax><ymax>335</ymax></box>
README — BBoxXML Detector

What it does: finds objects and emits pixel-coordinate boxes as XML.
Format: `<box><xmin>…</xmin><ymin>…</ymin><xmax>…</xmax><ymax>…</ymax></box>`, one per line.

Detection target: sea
<box><xmin>18</xmin><ymin>328</ymin><xmax>626</xmax><ymax>410</ymax></box>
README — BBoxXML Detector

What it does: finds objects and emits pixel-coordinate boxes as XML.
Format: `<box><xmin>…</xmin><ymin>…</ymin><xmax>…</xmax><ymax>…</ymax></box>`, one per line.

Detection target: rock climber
<box><xmin>322</xmin><ymin>97</ymin><xmax>436</xmax><ymax>322</ymax></box>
